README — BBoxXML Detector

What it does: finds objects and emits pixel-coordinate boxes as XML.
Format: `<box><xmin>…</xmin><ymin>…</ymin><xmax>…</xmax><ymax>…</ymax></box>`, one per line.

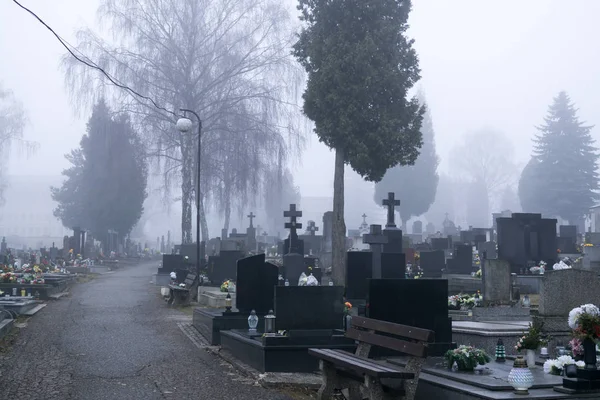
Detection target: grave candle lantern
<box><xmin>225</xmin><ymin>293</ymin><xmax>232</xmax><ymax>312</ymax></box>
<box><xmin>522</xmin><ymin>295</ymin><xmax>530</xmax><ymax>308</ymax></box>
<box><xmin>264</xmin><ymin>309</ymin><xmax>276</xmax><ymax>333</ymax></box>
<box><xmin>508</xmin><ymin>356</ymin><xmax>534</xmax><ymax>395</ymax></box>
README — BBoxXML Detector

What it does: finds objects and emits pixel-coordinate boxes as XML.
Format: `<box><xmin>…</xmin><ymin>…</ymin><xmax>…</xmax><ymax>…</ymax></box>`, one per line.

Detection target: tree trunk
<box><xmin>181</xmin><ymin>144</ymin><xmax>193</xmax><ymax>244</ymax></box>
<box><xmin>331</xmin><ymin>147</ymin><xmax>347</xmax><ymax>285</ymax></box>
<box><xmin>199</xmin><ymin>193</ymin><xmax>209</xmax><ymax>242</ymax></box>
<box><xmin>224</xmin><ymin>197</ymin><xmax>231</xmax><ymax>232</ymax></box>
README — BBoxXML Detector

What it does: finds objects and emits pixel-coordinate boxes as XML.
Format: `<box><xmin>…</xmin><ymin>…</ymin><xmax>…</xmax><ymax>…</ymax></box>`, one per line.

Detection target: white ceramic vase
<box><xmin>526</xmin><ymin>349</ymin><xmax>536</xmax><ymax>368</ymax></box>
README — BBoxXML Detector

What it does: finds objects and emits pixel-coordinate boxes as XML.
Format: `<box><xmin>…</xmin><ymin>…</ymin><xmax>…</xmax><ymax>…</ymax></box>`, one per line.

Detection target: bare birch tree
<box><xmin>63</xmin><ymin>0</ymin><xmax>304</xmax><ymax>243</ymax></box>
<box><xmin>0</xmin><ymin>84</ymin><xmax>37</xmax><ymax>204</ymax></box>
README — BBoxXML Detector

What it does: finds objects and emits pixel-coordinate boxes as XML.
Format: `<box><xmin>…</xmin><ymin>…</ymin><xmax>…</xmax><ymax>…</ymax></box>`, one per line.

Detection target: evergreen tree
<box><xmin>293</xmin><ymin>0</ymin><xmax>424</xmax><ymax>284</ymax></box>
<box><xmin>523</xmin><ymin>91</ymin><xmax>599</xmax><ymax>222</ymax></box>
<box><xmin>374</xmin><ymin>93</ymin><xmax>439</xmax><ymax>230</ymax></box>
<box><xmin>52</xmin><ymin>100</ymin><xmax>148</xmax><ymax>248</ymax></box>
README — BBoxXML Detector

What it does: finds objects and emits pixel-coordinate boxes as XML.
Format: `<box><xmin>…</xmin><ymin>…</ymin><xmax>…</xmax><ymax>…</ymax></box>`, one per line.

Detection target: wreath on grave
<box><xmin>445</xmin><ymin>346</ymin><xmax>490</xmax><ymax>371</ymax></box>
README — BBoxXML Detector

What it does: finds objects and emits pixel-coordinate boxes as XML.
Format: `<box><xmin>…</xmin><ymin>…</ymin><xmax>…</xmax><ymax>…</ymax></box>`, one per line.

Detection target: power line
<box><xmin>11</xmin><ymin>0</ymin><xmax>177</xmax><ymax>118</ymax></box>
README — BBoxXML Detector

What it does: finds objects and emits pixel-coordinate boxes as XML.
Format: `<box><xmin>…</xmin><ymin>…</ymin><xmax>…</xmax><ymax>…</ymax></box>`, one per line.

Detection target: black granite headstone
<box><xmin>497</xmin><ymin>213</ymin><xmax>557</xmax><ymax>273</ymax></box>
<box><xmin>274</xmin><ymin>286</ymin><xmax>344</xmax><ymax>330</ymax></box>
<box><xmin>381</xmin><ymin>252</ymin><xmax>405</xmax><ymax>279</ymax></box>
<box><xmin>367</xmin><ymin>279</ymin><xmax>453</xmax><ymax>355</ymax></box>
<box><xmin>447</xmin><ymin>244</ymin><xmax>473</xmax><ymax>274</ymax></box>
<box><xmin>283</xmin><ymin>253</ymin><xmax>306</xmax><ymax>285</ymax></box>
<box><xmin>560</xmin><ymin>225</ymin><xmax>577</xmax><ymax>239</ymax></box>
<box><xmin>207</xmin><ymin>250</ymin><xmax>244</xmax><ymax>284</ymax></box>
<box><xmin>235</xmin><ymin>254</ymin><xmax>278</xmax><ymax>314</ymax></box>
<box><xmin>159</xmin><ymin>254</ymin><xmax>186</xmax><ymax>274</ymax></box>
<box><xmin>345</xmin><ymin>251</ymin><xmax>373</xmax><ymax>299</ymax></box>
<box><xmin>383</xmin><ymin>229</ymin><xmax>403</xmax><ymax>254</ymax></box>
<box><xmin>420</xmin><ymin>250</ymin><xmax>445</xmax><ymax>278</ymax></box>
<box><xmin>431</xmin><ymin>237</ymin><xmax>451</xmax><ymax>250</ymax></box>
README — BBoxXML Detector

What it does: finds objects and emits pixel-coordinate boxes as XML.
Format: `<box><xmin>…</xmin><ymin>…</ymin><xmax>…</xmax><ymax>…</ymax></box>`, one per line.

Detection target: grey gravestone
<box><xmin>221</xmin><ymin>228</ymin><xmax>228</xmax><ymax>240</ymax></box>
<box><xmin>274</xmin><ymin>286</ymin><xmax>344</xmax><ymax>330</ymax></box>
<box><xmin>0</xmin><ymin>237</ymin><xmax>6</xmax><ymax>255</ymax></box>
<box><xmin>283</xmin><ymin>253</ymin><xmax>305</xmax><ymax>285</ymax></box>
<box><xmin>345</xmin><ymin>251</ymin><xmax>373</xmax><ymax>299</ymax></box>
<box><xmin>539</xmin><ymin>269</ymin><xmax>600</xmax><ymax>316</ymax></box>
<box><xmin>235</xmin><ymin>253</ymin><xmax>278</xmax><ymax>313</ymax></box>
<box><xmin>420</xmin><ymin>250</ymin><xmax>445</xmax><ymax>278</ymax></box>
<box><xmin>413</xmin><ymin>220</ymin><xmax>423</xmax><ymax>234</ymax></box>
<box><xmin>482</xmin><ymin>259</ymin><xmax>511</xmax><ymax>305</ymax></box>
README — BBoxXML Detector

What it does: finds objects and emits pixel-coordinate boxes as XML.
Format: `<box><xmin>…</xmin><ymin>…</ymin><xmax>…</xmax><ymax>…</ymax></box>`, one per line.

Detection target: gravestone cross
<box><xmin>247</xmin><ymin>212</ymin><xmax>256</xmax><ymax>228</ymax></box>
<box><xmin>307</xmin><ymin>221</ymin><xmax>319</xmax><ymax>236</ymax></box>
<box><xmin>362</xmin><ymin>214</ymin><xmax>367</xmax><ymax>224</ymax></box>
<box><xmin>382</xmin><ymin>192</ymin><xmax>400</xmax><ymax>228</ymax></box>
<box><xmin>284</xmin><ymin>204</ymin><xmax>303</xmax><ymax>234</ymax></box>
<box><xmin>363</xmin><ymin>224</ymin><xmax>389</xmax><ymax>279</ymax></box>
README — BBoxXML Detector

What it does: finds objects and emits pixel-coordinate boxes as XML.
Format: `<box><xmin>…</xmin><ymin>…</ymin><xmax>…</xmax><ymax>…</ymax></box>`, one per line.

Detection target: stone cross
<box><xmin>284</xmin><ymin>204</ymin><xmax>303</xmax><ymax>235</ymax></box>
<box><xmin>362</xmin><ymin>214</ymin><xmax>367</xmax><ymax>224</ymax></box>
<box><xmin>247</xmin><ymin>212</ymin><xmax>256</xmax><ymax>228</ymax></box>
<box><xmin>307</xmin><ymin>221</ymin><xmax>319</xmax><ymax>236</ymax></box>
<box><xmin>363</xmin><ymin>224</ymin><xmax>389</xmax><ymax>279</ymax></box>
<box><xmin>382</xmin><ymin>192</ymin><xmax>400</xmax><ymax>228</ymax></box>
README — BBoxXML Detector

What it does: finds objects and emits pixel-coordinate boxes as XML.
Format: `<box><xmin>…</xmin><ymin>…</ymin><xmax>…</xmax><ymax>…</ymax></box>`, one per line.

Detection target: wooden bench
<box><xmin>309</xmin><ymin>316</ymin><xmax>434</xmax><ymax>400</ymax></box>
<box><xmin>167</xmin><ymin>273</ymin><xmax>198</xmax><ymax>306</ymax></box>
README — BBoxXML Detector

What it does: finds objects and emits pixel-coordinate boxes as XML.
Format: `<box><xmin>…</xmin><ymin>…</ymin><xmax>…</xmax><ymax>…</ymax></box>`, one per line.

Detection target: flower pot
<box><xmin>526</xmin><ymin>349</ymin><xmax>536</xmax><ymax>368</ymax></box>
<box><xmin>583</xmin><ymin>337</ymin><xmax>597</xmax><ymax>370</ymax></box>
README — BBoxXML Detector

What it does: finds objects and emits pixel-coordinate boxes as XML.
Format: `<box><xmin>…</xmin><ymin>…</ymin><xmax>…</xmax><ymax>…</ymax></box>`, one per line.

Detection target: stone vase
<box><xmin>526</xmin><ymin>349</ymin><xmax>536</xmax><ymax>368</ymax></box>
<box><xmin>583</xmin><ymin>337</ymin><xmax>597</xmax><ymax>370</ymax></box>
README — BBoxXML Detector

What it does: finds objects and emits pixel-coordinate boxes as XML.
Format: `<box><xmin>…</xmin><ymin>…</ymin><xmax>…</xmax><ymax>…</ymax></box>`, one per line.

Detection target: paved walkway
<box><xmin>0</xmin><ymin>262</ymin><xmax>296</xmax><ymax>400</ymax></box>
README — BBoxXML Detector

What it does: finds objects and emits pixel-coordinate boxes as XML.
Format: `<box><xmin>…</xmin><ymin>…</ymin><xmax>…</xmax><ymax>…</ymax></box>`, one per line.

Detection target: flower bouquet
<box><xmin>220</xmin><ymin>280</ymin><xmax>233</xmax><ymax>293</ymax></box>
<box><xmin>553</xmin><ymin>260</ymin><xmax>571</xmax><ymax>270</ymax></box>
<box><xmin>515</xmin><ymin>321</ymin><xmax>545</xmax><ymax>352</ymax></box>
<box><xmin>444</xmin><ymin>345</ymin><xmax>491</xmax><ymax>372</ymax></box>
<box><xmin>568</xmin><ymin>304</ymin><xmax>600</xmax><ymax>339</ymax></box>
<box><xmin>543</xmin><ymin>355</ymin><xmax>584</xmax><ymax>375</ymax></box>
<box><xmin>475</xmin><ymin>269</ymin><xmax>482</xmax><ymax>278</ymax></box>
<box><xmin>344</xmin><ymin>301</ymin><xmax>352</xmax><ymax>315</ymax></box>
<box><xmin>568</xmin><ymin>304</ymin><xmax>600</xmax><ymax>369</ymax></box>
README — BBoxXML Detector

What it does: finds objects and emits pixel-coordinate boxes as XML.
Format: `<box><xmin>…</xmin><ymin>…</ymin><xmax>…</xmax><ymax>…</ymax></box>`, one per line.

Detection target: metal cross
<box><xmin>247</xmin><ymin>212</ymin><xmax>256</xmax><ymax>228</ymax></box>
<box><xmin>307</xmin><ymin>221</ymin><xmax>319</xmax><ymax>236</ymax></box>
<box><xmin>382</xmin><ymin>192</ymin><xmax>400</xmax><ymax>228</ymax></box>
<box><xmin>363</xmin><ymin>224</ymin><xmax>388</xmax><ymax>279</ymax></box>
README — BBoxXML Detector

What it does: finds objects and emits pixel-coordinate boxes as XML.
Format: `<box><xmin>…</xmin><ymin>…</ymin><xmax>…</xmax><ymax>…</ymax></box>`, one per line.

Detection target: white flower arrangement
<box><xmin>568</xmin><ymin>304</ymin><xmax>600</xmax><ymax>329</ymax></box>
<box><xmin>170</xmin><ymin>271</ymin><xmax>177</xmax><ymax>279</ymax></box>
<box><xmin>553</xmin><ymin>260</ymin><xmax>571</xmax><ymax>270</ymax></box>
<box><xmin>543</xmin><ymin>355</ymin><xmax>584</xmax><ymax>375</ymax></box>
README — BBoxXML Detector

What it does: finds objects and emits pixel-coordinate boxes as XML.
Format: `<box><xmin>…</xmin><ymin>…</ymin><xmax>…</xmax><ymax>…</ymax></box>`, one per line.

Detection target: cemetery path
<box><xmin>0</xmin><ymin>262</ymin><xmax>298</xmax><ymax>400</ymax></box>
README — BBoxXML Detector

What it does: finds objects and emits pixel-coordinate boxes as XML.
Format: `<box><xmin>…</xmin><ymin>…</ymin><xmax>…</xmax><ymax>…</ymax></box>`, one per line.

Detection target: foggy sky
<box><xmin>2</xmin><ymin>0</ymin><xmax>600</xmax><ymax>200</ymax></box>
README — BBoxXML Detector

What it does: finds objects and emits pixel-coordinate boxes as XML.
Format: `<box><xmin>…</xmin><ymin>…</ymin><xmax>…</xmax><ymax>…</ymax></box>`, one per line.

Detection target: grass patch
<box><xmin>0</xmin><ymin>326</ymin><xmax>19</xmax><ymax>353</ymax></box>
<box><xmin>76</xmin><ymin>274</ymin><xmax>99</xmax><ymax>284</ymax></box>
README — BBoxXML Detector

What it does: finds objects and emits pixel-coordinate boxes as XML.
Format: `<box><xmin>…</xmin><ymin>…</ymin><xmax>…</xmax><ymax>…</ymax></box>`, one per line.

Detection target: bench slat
<box><xmin>312</xmin><ymin>349</ymin><xmax>402</xmax><ymax>373</ymax></box>
<box><xmin>351</xmin><ymin>316</ymin><xmax>434</xmax><ymax>342</ymax></box>
<box><xmin>346</xmin><ymin>328</ymin><xmax>427</xmax><ymax>358</ymax></box>
<box><xmin>309</xmin><ymin>348</ymin><xmax>415</xmax><ymax>379</ymax></box>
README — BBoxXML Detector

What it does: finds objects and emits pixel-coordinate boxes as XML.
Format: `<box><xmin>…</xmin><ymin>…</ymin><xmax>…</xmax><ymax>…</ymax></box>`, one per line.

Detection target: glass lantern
<box><xmin>264</xmin><ymin>309</ymin><xmax>276</xmax><ymax>333</ymax></box>
<box><xmin>508</xmin><ymin>356</ymin><xmax>534</xmax><ymax>395</ymax></box>
<box><xmin>225</xmin><ymin>292</ymin><xmax>232</xmax><ymax>312</ymax></box>
<box><xmin>248</xmin><ymin>309</ymin><xmax>259</xmax><ymax>332</ymax></box>
<box><xmin>522</xmin><ymin>295</ymin><xmax>531</xmax><ymax>308</ymax></box>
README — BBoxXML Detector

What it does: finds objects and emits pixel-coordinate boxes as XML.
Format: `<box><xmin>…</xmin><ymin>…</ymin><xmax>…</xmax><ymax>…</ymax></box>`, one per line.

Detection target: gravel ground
<box><xmin>0</xmin><ymin>262</ymin><xmax>301</xmax><ymax>400</ymax></box>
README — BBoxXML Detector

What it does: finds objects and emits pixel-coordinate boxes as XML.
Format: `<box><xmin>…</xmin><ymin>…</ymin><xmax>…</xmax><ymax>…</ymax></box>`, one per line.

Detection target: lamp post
<box><xmin>176</xmin><ymin>109</ymin><xmax>202</xmax><ymax>280</ymax></box>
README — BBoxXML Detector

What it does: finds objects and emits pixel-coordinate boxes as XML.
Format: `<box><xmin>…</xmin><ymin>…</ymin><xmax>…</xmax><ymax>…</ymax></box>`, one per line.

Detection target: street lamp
<box><xmin>176</xmin><ymin>109</ymin><xmax>202</xmax><ymax>282</ymax></box>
